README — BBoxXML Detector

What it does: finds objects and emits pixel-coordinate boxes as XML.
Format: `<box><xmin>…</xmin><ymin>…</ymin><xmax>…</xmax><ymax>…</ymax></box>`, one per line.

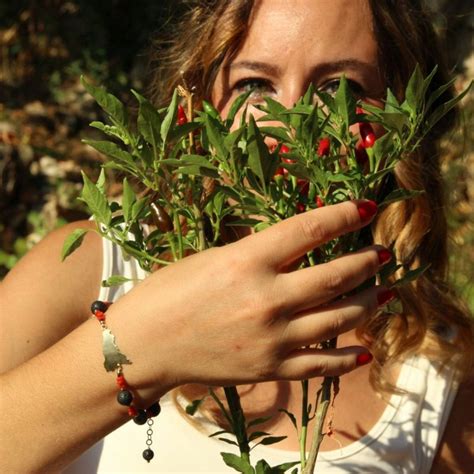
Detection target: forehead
<box><xmin>235</xmin><ymin>0</ymin><xmax>378</xmax><ymax>66</ymax></box>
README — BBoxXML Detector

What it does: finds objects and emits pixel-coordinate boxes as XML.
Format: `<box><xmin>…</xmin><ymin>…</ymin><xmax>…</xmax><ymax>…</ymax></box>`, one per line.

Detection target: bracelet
<box><xmin>91</xmin><ymin>300</ymin><xmax>161</xmax><ymax>463</ymax></box>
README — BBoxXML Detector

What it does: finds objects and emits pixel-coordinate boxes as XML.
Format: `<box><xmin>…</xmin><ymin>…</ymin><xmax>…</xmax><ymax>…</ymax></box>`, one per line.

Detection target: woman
<box><xmin>0</xmin><ymin>0</ymin><xmax>473</xmax><ymax>472</ymax></box>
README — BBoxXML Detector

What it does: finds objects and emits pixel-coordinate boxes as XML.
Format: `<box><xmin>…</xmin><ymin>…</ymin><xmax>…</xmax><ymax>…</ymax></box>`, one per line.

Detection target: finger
<box><xmin>277</xmin><ymin>245</ymin><xmax>388</xmax><ymax>312</ymax></box>
<box><xmin>282</xmin><ymin>286</ymin><xmax>395</xmax><ymax>348</ymax></box>
<box><xmin>242</xmin><ymin>200</ymin><xmax>377</xmax><ymax>268</ymax></box>
<box><xmin>276</xmin><ymin>346</ymin><xmax>373</xmax><ymax>380</ymax></box>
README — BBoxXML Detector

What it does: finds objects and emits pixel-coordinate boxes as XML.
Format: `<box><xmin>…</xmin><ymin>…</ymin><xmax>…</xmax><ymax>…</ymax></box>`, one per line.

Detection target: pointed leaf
<box><xmin>61</xmin><ymin>228</ymin><xmax>88</xmax><ymax>261</ymax></box>
<box><xmin>132</xmin><ymin>90</ymin><xmax>162</xmax><ymax>149</ymax></box>
<box><xmin>391</xmin><ymin>263</ymin><xmax>430</xmax><ymax>287</ymax></box>
<box><xmin>122</xmin><ymin>178</ymin><xmax>136</xmax><ymax>223</ymax></box>
<box><xmin>221</xmin><ymin>453</ymin><xmax>254</xmax><ymax>474</ymax></box>
<box><xmin>226</xmin><ymin>91</ymin><xmax>252</xmax><ymax>127</ymax></box>
<box><xmin>81</xmin><ymin>76</ymin><xmax>128</xmax><ymax>127</ymax></box>
<box><xmin>81</xmin><ymin>172</ymin><xmax>111</xmax><ymax>225</ymax></box>
<box><xmin>102</xmin><ymin>275</ymin><xmax>134</xmax><ymax>287</ymax></box>
<box><xmin>160</xmin><ymin>89</ymin><xmax>178</xmax><ymax>144</ymax></box>
<box><xmin>379</xmin><ymin>188</ymin><xmax>424</xmax><ymax>207</ymax></box>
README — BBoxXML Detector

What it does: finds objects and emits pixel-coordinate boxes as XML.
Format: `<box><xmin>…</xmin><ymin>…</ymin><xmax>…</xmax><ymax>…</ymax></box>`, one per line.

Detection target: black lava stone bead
<box><xmin>90</xmin><ymin>300</ymin><xmax>108</xmax><ymax>314</ymax></box>
<box><xmin>143</xmin><ymin>448</ymin><xmax>154</xmax><ymax>462</ymax></box>
<box><xmin>147</xmin><ymin>401</ymin><xmax>161</xmax><ymax>417</ymax></box>
<box><xmin>133</xmin><ymin>409</ymin><xmax>148</xmax><ymax>425</ymax></box>
<box><xmin>117</xmin><ymin>389</ymin><xmax>133</xmax><ymax>406</ymax></box>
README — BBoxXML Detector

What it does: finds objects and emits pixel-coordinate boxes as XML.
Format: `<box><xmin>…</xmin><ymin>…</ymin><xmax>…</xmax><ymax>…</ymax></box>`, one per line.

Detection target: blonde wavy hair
<box><xmin>146</xmin><ymin>0</ymin><xmax>474</xmax><ymax>420</ymax></box>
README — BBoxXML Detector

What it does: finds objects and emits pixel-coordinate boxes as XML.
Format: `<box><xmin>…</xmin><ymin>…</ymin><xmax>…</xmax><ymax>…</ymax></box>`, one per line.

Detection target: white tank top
<box><xmin>64</xmin><ymin>237</ymin><xmax>458</xmax><ymax>473</ymax></box>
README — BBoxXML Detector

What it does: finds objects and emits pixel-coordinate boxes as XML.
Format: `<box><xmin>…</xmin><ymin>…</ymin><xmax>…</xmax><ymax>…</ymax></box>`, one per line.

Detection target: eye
<box><xmin>319</xmin><ymin>78</ymin><xmax>364</xmax><ymax>97</ymax></box>
<box><xmin>233</xmin><ymin>78</ymin><xmax>275</xmax><ymax>101</ymax></box>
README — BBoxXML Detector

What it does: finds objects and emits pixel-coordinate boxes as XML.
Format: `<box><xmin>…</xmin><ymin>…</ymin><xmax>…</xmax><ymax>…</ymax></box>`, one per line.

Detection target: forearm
<box><xmin>0</xmin><ymin>316</ymin><xmax>170</xmax><ymax>473</ymax></box>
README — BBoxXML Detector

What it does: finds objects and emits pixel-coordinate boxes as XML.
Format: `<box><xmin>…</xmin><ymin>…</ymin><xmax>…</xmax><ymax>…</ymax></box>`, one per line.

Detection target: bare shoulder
<box><xmin>0</xmin><ymin>220</ymin><xmax>103</xmax><ymax>372</ymax></box>
<box><xmin>431</xmin><ymin>370</ymin><xmax>474</xmax><ymax>473</ymax></box>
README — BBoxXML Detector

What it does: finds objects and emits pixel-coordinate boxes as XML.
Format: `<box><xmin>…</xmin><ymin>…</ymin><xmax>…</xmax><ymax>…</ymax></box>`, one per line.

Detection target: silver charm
<box><xmin>102</xmin><ymin>328</ymin><xmax>132</xmax><ymax>372</ymax></box>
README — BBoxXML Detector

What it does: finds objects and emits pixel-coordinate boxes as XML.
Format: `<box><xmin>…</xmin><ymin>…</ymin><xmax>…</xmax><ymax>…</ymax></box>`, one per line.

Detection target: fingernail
<box><xmin>377</xmin><ymin>288</ymin><xmax>396</xmax><ymax>306</ymax></box>
<box><xmin>357</xmin><ymin>200</ymin><xmax>377</xmax><ymax>222</ymax></box>
<box><xmin>377</xmin><ymin>248</ymin><xmax>392</xmax><ymax>265</ymax></box>
<box><xmin>356</xmin><ymin>352</ymin><xmax>373</xmax><ymax>366</ymax></box>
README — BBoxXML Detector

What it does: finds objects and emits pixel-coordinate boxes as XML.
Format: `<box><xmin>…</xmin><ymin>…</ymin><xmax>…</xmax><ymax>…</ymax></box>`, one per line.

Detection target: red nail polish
<box><xmin>377</xmin><ymin>288</ymin><xmax>396</xmax><ymax>306</ymax></box>
<box><xmin>357</xmin><ymin>200</ymin><xmax>377</xmax><ymax>222</ymax></box>
<box><xmin>356</xmin><ymin>352</ymin><xmax>373</xmax><ymax>366</ymax></box>
<box><xmin>377</xmin><ymin>248</ymin><xmax>392</xmax><ymax>265</ymax></box>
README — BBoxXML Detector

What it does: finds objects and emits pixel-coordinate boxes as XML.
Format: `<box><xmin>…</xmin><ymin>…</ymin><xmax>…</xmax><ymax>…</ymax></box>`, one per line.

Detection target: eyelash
<box><xmin>233</xmin><ymin>77</ymin><xmax>365</xmax><ymax>99</ymax></box>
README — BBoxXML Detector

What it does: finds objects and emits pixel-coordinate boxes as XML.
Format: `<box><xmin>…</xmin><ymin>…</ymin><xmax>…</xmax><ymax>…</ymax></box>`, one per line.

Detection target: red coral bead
<box><xmin>317</xmin><ymin>137</ymin><xmax>330</xmax><ymax>157</ymax></box>
<box><xmin>128</xmin><ymin>406</ymin><xmax>138</xmax><ymax>417</ymax></box>
<box><xmin>94</xmin><ymin>310</ymin><xmax>106</xmax><ymax>321</ymax></box>
<box><xmin>116</xmin><ymin>375</ymin><xmax>127</xmax><ymax>389</ymax></box>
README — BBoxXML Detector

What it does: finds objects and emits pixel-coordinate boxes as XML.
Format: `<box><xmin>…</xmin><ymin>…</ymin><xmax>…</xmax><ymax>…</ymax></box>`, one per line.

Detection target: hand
<box><xmin>108</xmin><ymin>200</ymin><xmax>392</xmax><ymax>391</ymax></box>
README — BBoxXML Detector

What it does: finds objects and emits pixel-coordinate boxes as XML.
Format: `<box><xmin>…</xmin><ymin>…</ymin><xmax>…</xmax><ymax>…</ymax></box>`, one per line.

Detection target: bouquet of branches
<box><xmin>62</xmin><ymin>67</ymin><xmax>470</xmax><ymax>473</ymax></box>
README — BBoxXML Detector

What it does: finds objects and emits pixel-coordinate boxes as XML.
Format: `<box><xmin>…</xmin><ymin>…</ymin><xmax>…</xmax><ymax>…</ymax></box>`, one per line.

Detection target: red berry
<box><xmin>317</xmin><ymin>137</ymin><xmax>330</xmax><ymax>157</ymax></box>
<box><xmin>274</xmin><ymin>167</ymin><xmax>286</xmax><ymax>177</ymax></box>
<box><xmin>280</xmin><ymin>144</ymin><xmax>290</xmax><ymax>154</ymax></box>
<box><xmin>316</xmin><ymin>196</ymin><xmax>324</xmax><ymax>208</ymax></box>
<box><xmin>297</xmin><ymin>179</ymin><xmax>309</xmax><ymax>196</ymax></box>
<box><xmin>296</xmin><ymin>202</ymin><xmax>306</xmax><ymax>213</ymax></box>
<box><xmin>359</xmin><ymin>122</ymin><xmax>376</xmax><ymax>148</ymax></box>
<box><xmin>356</xmin><ymin>106</ymin><xmax>364</xmax><ymax>115</ymax></box>
<box><xmin>177</xmin><ymin>104</ymin><xmax>188</xmax><ymax>125</ymax></box>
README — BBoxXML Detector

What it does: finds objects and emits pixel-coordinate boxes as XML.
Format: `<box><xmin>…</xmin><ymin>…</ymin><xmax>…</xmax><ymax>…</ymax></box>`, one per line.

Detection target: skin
<box><xmin>0</xmin><ymin>0</ymin><xmax>471</xmax><ymax>472</ymax></box>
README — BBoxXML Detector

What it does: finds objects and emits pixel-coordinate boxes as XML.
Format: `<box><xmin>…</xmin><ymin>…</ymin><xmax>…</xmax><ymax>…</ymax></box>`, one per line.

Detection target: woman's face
<box><xmin>212</xmin><ymin>0</ymin><xmax>385</xmax><ymax>120</ymax></box>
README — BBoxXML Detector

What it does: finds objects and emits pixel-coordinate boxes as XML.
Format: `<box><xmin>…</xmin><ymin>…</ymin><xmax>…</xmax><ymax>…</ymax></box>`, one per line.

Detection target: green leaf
<box><xmin>121</xmin><ymin>178</ymin><xmax>136</xmax><ymax>223</ymax></box>
<box><xmin>248</xmin><ymin>431</ymin><xmax>270</xmax><ymax>442</ymax></box>
<box><xmin>379</xmin><ymin>188</ymin><xmax>424</xmax><ymax>207</ymax></box>
<box><xmin>271</xmin><ymin>461</ymin><xmax>300</xmax><ymax>473</ymax></box>
<box><xmin>205</xmin><ymin>115</ymin><xmax>227</xmax><ymax>158</ymax></box>
<box><xmin>218</xmin><ymin>437</ymin><xmax>240</xmax><ymax>447</ymax></box>
<box><xmin>255</xmin><ymin>460</ymin><xmax>272</xmax><ymax>474</ymax></box>
<box><xmin>131</xmin><ymin>197</ymin><xmax>148</xmax><ymax>221</ymax></box>
<box><xmin>81</xmin><ymin>76</ymin><xmax>128</xmax><ymax>127</ymax></box>
<box><xmin>255</xmin><ymin>436</ymin><xmax>287</xmax><ymax>447</ymax></box>
<box><xmin>404</xmin><ymin>64</ymin><xmax>424</xmax><ymax>113</ymax></box>
<box><xmin>247</xmin><ymin>416</ymin><xmax>273</xmax><ymax>429</ymax></box>
<box><xmin>209</xmin><ymin>429</ymin><xmax>232</xmax><ymax>438</ymax></box>
<box><xmin>160</xmin><ymin>88</ymin><xmax>178</xmax><ymax>144</ymax></box>
<box><xmin>379</xmin><ymin>112</ymin><xmax>408</xmax><ymax>134</ymax></box>
<box><xmin>335</xmin><ymin>75</ymin><xmax>356</xmax><ymax>128</ymax></box>
<box><xmin>96</xmin><ymin>168</ymin><xmax>107</xmax><ymax>193</ymax></box>
<box><xmin>278</xmin><ymin>409</ymin><xmax>297</xmax><ymax>430</ymax></box>
<box><xmin>257</xmin><ymin>126</ymin><xmax>291</xmax><ymax>143</ymax></box>
<box><xmin>221</xmin><ymin>453</ymin><xmax>254</xmax><ymax>474</ymax></box>
<box><xmin>424</xmin><ymin>81</ymin><xmax>472</xmax><ymax>132</ymax></box>
<box><xmin>180</xmin><ymin>154</ymin><xmax>218</xmax><ymax>170</ymax></box>
<box><xmin>83</xmin><ymin>140</ymin><xmax>136</xmax><ymax>171</ymax></box>
<box><xmin>384</xmin><ymin>88</ymin><xmax>401</xmax><ymax>113</ymax></box>
<box><xmin>226</xmin><ymin>91</ymin><xmax>252</xmax><ymax>127</ymax></box>
<box><xmin>132</xmin><ymin>90</ymin><xmax>162</xmax><ymax>150</ymax></box>
<box><xmin>247</xmin><ymin>115</ymin><xmax>275</xmax><ymax>193</ymax></box>
<box><xmin>61</xmin><ymin>228</ymin><xmax>88</xmax><ymax>261</ymax></box>
<box><xmin>101</xmin><ymin>275</ymin><xmax>134</xmax><ymax>287</ymax></box>
<box><xmin>81</xmin><ymin>172</ymin><xmax>112</xmax><ymax>225</ymax></box>
<box><xmin>391</xmin><ymin>263</ymin><xmax>430</xmax><ymax>288</ymax></box>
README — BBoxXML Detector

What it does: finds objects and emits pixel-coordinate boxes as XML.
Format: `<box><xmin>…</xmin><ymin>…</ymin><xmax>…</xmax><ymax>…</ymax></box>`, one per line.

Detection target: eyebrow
<box><xmin>229</xmin><ymin>58</ymin><xmax>377</xmax><ymax>77</ymax></box>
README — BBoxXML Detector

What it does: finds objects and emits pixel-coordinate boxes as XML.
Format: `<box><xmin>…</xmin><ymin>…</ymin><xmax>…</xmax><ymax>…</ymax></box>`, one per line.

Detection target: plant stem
<box><xmin>302</xmin><ymin>337</ymin><xmax>337</xmax><ymax>474</ymax></box>
<box><xmin>299</xmin><ymin>379</ymin><xmax>309</xmax><ymax>469</ymax></box>
<box><xmin>223</xmin><ymin>386</ymin><xmax>251</xmax><ymax>462</ymax></box>
<box><xmin>302</xmin><ymin>376</ymin><xmax>333</xmax><ymax>474</ymax></box>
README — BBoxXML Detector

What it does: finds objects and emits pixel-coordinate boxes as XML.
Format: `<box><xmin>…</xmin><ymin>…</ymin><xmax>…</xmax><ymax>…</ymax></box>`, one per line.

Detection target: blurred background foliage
<box><xmin>0</xmin><ymin>1</ymin><xmax>473</xmax><ymax>310</ymax></box>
